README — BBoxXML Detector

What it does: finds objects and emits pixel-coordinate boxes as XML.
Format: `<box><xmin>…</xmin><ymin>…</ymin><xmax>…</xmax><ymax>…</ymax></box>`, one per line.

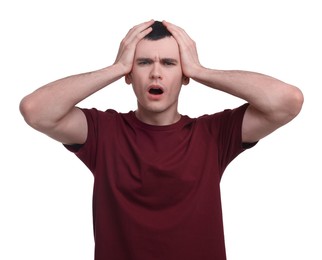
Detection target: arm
<box><xmin>19</xmin><ymin>20</ymin><xmax>154</xmax><ymax>145</ymax></box>
<box><xmin>191</xmin><ymin>69</ymin><xmax>304</xmax><ymax>143</ymax></box>
<box><xmin>163</xmin><ymin>21</ymin><xmax>304</xmax><ymax>143</ymax></box>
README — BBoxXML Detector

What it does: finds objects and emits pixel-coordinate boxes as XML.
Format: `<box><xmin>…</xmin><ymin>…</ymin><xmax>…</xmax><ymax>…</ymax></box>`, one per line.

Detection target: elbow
<box><xmin>263</xmin><ymin>85</ymin><xmax>304</xmax><ymax>127</ymax></box>
<box><xmin>20</xmin><ymin>96</ymin><xmax>35</xmax><ymax>127</ymax></box>
<box><xmin>288</xmin><ymin>86</ymin><xmax>304</xmax><ymax>119</ymax></box>
<box><xmin>19</xmin><ymin>96</ymin><xmax>44</xmax><ymax>130</ymax></box>
<box><xmin>278</xmin><ymin>85</ymin><xmax>304</xmax><ymax>124</ymax></box>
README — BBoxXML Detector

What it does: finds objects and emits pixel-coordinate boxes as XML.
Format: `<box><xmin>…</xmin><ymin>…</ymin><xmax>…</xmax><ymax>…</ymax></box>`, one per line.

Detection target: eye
<box><xmin>164</xmin><ymin>61</ymin><xmax>175</xmax><ymax>66</ymax></box>
<box><xmin>137</xmin><ymin>59</ymin><xmax>152</xmax><ymax>65</ymax></box>
<box><xmin>162</xmin><ymin>59</ymin><xmax>177</xmax><ymax>66</ymax></box>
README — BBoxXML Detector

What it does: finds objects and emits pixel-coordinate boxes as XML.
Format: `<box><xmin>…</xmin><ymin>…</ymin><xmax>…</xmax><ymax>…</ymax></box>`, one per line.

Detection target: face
<box><xmin>126</xmin><ymin>37</ymin><xmax>189</xmax><ymax>119</ymax></box>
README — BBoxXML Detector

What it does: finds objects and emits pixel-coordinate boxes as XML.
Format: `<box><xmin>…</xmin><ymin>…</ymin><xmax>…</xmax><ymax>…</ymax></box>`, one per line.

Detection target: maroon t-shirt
<box><xmin>65</xmin><ymin>103</ymin><xmax>253</xmax><ymax>260</ymax></box>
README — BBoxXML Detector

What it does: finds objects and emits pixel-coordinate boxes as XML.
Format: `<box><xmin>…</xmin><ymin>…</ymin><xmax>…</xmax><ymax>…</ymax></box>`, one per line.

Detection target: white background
<box><xmin>1</xmin><ymin>0</ymin><xmax>321</xmax><ymax>259</ymax></box>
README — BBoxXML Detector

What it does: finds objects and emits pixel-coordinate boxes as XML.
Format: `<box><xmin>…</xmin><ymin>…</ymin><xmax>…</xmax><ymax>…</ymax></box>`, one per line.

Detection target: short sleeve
<box><xmin>63</xmin><ymin>108</ymin><xmax>100</xmax><ymax>173</ymax></box>
<box><xmin>216</xmin><ymin>103</ymin><xmax>257</xmax><ymax>174</ymax></box>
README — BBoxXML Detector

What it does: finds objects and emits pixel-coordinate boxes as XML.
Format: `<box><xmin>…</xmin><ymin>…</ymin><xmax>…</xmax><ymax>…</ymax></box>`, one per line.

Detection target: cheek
<box><xmin>129</xmin><ymin>68</ymin><xmax>141</xmax><ymax>82</ymax></box>
<box><xmin>131</xmin><ymin>68</ymin><xmax>148</xmax><ymax>83</ymax></box>
<box><xmin>131</xmin><ymin>76</ymin><xmax>145</xmax><ymax>90</ymax></box>
<box><xmin>172</xmin><ymin>73</ymin><xmax>185</xmax><ymax>86</ymax></box>
<box><xmin>130</xmin><ymin>75</ymin><xmax>146</xmax><ymax>96</ymax></box>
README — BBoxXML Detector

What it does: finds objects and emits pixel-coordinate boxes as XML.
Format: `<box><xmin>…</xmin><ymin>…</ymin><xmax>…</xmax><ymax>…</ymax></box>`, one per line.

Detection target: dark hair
<box><xmin>144</xmin><ymin>21</ymin><xmax>172</xmax><ymax>40</ymax></box>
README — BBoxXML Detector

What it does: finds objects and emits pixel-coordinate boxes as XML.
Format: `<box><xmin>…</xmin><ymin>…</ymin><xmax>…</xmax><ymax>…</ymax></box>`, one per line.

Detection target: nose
<box><xmin>150</xmin><ymin>63</ymin><xmax>162</xmax><ymax>80</ymax></box>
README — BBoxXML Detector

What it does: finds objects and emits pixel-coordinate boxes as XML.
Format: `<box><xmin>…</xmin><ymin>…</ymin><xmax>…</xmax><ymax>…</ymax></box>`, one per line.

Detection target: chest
<box><xmin>102</xmin><ymin>127</ymin><xmax>220</xmax><ymax>209</ymax></box>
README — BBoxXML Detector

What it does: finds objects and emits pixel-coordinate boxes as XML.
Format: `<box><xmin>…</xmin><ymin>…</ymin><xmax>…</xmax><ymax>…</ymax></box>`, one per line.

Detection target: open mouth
<box><xmin>148</xmin><ymin>87</ymin><xmax>164</xmax><ymax>95</ymax></box>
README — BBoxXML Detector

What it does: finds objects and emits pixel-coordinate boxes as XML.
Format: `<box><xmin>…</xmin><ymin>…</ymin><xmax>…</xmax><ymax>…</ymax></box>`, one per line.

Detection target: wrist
<box><xmin>112</xmin><ymin>62</ymin><xmax>132</xmax><ymax>77</ymax></box>
<box><xmin>189</xmin><ymin>65</ymin><xmax>210</xmax><ymax>81</ymax></box>
<box><xmin>101</xmin><ymin>63</ymin><xmax>129</xmax><ymax>81</ymax></box>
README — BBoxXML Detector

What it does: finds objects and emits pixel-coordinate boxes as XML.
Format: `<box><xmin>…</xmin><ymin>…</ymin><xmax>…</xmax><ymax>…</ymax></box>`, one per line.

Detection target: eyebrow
<box><xmin>136</xmin><ymin>58</ymin><xmax>178</xmax><ymax>64</ymax></box>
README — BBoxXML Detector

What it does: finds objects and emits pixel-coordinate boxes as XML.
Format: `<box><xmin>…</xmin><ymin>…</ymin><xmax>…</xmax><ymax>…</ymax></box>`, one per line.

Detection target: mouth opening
<box><xmin>149</xmin><ymin>88</ymin><xmax>164</xmax><ymax>95</ymax></box>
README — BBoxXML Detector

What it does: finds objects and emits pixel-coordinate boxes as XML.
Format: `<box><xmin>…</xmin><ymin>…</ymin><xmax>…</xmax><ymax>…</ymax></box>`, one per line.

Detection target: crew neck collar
<box><xmin>128</xmin><ymin>111</ymin><xmax>189</xmax><ymax>131</ymax></box>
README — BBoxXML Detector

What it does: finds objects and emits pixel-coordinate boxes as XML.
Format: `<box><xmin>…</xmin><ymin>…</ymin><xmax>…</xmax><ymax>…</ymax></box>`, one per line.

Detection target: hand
<box><xmin>114</xmin><ymin>20</ymin><xmax>154</xmax><ymax>75</ymax></box>
<box><xmin>162</xmin><ymin>21</ymin><xmax>202</xmax><ymax>79</ymax></box>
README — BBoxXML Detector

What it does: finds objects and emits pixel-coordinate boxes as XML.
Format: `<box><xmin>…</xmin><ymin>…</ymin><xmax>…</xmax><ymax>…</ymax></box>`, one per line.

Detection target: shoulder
<box><xmin>81</xmin><ymin>107</ymin><xmax>119</xmax><ymax>117</ymax></box>
<box><xmin>80</xmin><ymin>108</ymin><xmax>129</xmax><ymax>123</ymax></box>
<box><xmin>196</xmin><ymin>103</ymin><xmax>249</xmax><ymax>124</ymax></box>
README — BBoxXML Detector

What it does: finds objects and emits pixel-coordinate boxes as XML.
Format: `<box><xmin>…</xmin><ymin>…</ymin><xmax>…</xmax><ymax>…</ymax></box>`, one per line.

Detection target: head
<box><xmin>126</xmin><ymin>21</ymin><xmax>189</xmax><ymax>123</ymax></box>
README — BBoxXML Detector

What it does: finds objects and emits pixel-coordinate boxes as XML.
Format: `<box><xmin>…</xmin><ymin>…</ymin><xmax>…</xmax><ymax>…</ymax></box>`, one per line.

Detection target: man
<box><xmin>20</xmin><ymin>20</ymin><xmax>303</xmax><ymax>260</ymax></box>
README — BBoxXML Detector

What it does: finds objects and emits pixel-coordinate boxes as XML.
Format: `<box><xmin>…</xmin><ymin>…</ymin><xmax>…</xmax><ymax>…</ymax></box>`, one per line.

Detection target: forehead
<box><xmin>135</xmin><ymin>37</ymin><xmax>179</xmax><ymax>58</ymax></box>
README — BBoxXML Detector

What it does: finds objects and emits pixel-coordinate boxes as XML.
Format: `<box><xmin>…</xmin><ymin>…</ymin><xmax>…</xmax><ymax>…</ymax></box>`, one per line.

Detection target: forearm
<box><xmin>192</xmin><ymin>68</ymin><xmax>303</xmax><ymax>121</ymax></box>
<box><xmin>20</xmin><ymin>64</ymin><xmax>125</xmax><ymax>128</ymax></box>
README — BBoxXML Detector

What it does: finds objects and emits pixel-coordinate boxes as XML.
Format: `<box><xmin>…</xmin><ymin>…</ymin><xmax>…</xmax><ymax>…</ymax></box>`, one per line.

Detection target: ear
<box><xmin>125</xmin><ymin>73</ymin><xmax>132</xmax><ymax>85</ymax></box>
<box><xmin>182</xmin><ymin>76</ymin><xmax>190</xmax><ymax>86</ymax></box>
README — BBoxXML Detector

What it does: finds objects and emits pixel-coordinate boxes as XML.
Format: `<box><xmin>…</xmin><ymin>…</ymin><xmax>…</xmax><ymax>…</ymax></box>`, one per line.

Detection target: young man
<box><xmin>20</xmin><ymin>20</ymin><xmax>303</xmax><ymax>260</ymax></box>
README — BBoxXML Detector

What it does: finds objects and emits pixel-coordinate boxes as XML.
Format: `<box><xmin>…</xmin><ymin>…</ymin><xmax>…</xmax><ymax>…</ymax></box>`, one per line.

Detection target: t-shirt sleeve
<box><xmin>63</xmin><ymin>108</ymin><xmax>99</xmax><ymax>173</ymax></box>
<box><xmin>215</xmin><ymin>103</ymin><xmax>257</xmax><ymax>175</ymax></box>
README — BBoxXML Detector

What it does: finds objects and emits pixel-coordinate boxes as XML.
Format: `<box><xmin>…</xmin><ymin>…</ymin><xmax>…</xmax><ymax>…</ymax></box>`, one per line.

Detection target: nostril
<box><xmin>151</xmin><ymin>74</ymin><xmax>162</xmax><ymax>79</ymax></box>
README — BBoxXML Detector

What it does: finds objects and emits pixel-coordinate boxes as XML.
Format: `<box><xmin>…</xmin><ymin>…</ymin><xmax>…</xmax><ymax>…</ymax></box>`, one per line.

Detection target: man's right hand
<box><xmin>114</xmin><ymin>20</ymin><xmax>154</xmax><ymax>75</ymax></box>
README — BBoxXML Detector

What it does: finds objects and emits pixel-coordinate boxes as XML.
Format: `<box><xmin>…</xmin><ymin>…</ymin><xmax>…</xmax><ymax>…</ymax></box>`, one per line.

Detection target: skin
<box><xmin>125</xmin><ymin>36</ymin><xmax>189</xmax><ymax>125</ymax></box>
<box><xmin>162</xmin><ymin>20</ymin><xmax>304</xmax><ymax>142</ymax></box>
<box><xmin>20</xmin><ymin>20</ymin><xmax>304</xmax><ymax>146</ymax></box>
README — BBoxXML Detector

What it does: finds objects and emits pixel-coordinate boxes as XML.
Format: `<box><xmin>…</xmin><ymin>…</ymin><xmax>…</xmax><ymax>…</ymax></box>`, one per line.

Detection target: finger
<box><xmin>125</xmin><ymin>20</ymin><xmax>154</xmax><ymax>42</ymax></box>
<box><xmin>114</xmin><ymin>20</ymin><xmax>154</xmax><ymax>66</ymax></box>
<box><xmin>162</xmin><ymin>20</ymin><xmax>186</xmax><ymax>36</ymax></box>
<box><xmin>162</xmin><ymin>20</ymin><xmax>192</xmax><ymax>46</ymax></box>
<box><xmin>117</xmin><ymin>20</ymin><xmax>153</xmax><ymax>58</ymax></box>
